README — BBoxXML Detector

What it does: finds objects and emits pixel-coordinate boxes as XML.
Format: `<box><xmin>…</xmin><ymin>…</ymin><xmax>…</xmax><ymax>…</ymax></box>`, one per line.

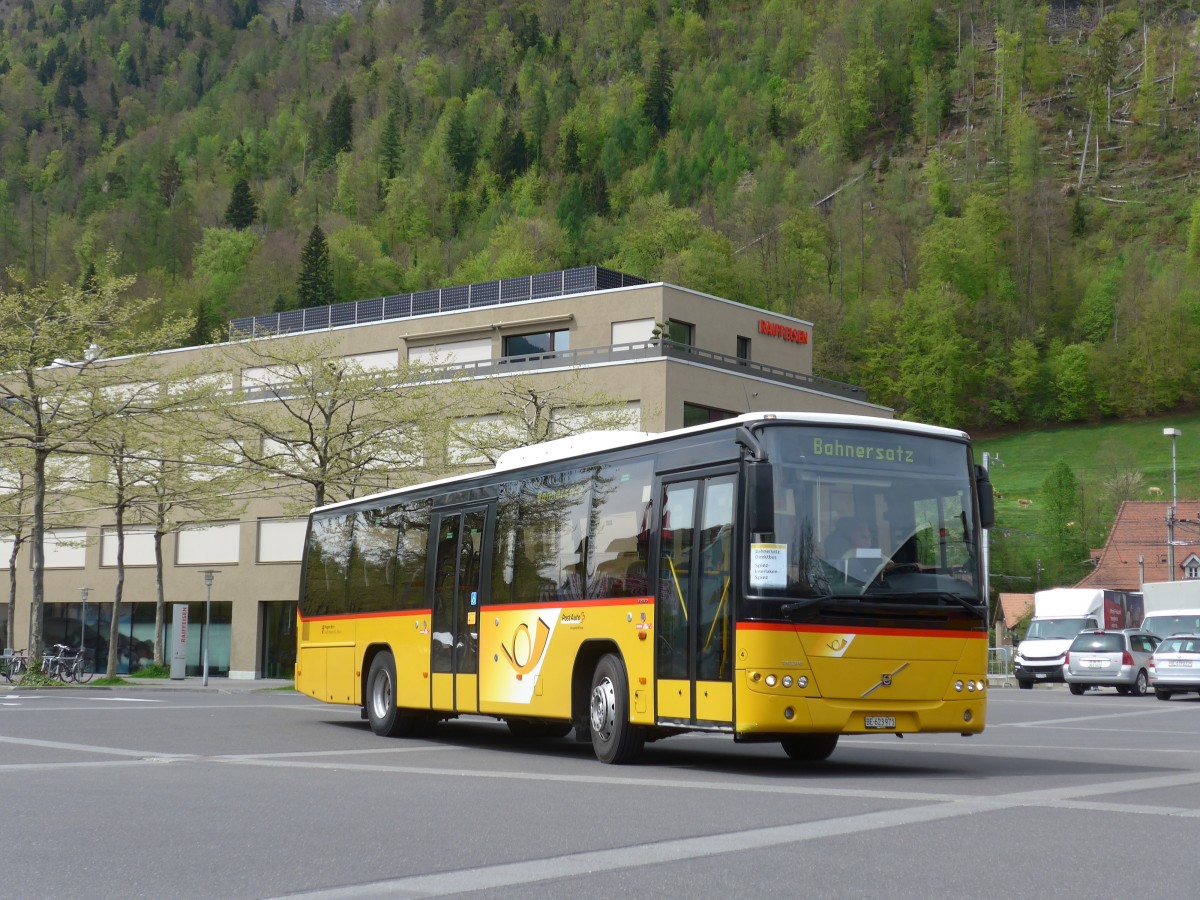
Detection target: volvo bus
<box><xmin>296</xmin><ymin>412</ymin><xmax>995</xmax><ymax>764</ymax></box>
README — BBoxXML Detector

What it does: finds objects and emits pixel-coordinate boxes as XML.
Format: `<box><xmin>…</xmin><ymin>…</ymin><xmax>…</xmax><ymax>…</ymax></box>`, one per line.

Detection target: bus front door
<box><xmin>656</xmin><ymin>472</ymin><xmax>736</xmax><ymax>727</ymax></box>
<box><xmin>430</xmin><ymin>506</ymin><xmax>488</xmax><ymax>714</ymax></box>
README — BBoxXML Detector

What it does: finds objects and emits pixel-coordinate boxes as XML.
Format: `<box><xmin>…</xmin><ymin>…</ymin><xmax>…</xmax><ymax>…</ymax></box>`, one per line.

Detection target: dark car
<box><xmin>1062</xmin><ymin>629</ymin><xmax>1159</xmax><ymax>696</ymax></box>
<box><xmin>1149</xmin><ymin>633</ymin><xmax>1200</xmax><ymax>700</ymax></box>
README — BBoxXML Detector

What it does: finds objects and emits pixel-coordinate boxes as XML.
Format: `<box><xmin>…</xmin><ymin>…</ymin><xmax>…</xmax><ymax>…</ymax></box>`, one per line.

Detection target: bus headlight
<box><xmin>765</xmin><ymin>674</ymin><xmax>777</xmax><ymax>687</ymax></box>
<box><xmin>782</xmin><ymin>676</ymin><xmax>793</xmax><ymax>688</ymax></box>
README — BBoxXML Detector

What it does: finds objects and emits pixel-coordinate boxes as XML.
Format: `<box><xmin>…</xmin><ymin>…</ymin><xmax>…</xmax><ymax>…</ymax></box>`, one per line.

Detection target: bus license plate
<box><xmin>865</xmin><ymin>716</ymin><xmax>896</xmax><ymax>729</ymax></box>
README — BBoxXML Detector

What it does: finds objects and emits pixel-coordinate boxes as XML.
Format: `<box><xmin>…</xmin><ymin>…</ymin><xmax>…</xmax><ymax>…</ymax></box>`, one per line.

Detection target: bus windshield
<box><xmin>751</xmin><ymin>425</ymin><xmax>982</xmax><ymax>608</ymax></box>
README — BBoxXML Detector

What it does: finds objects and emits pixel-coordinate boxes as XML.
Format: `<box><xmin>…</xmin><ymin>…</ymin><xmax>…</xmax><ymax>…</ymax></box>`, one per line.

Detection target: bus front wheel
<box><xmin>589</xmin><ymin>654</ymin><xmax>644</xmax><ymax>764</ymax></box>
<box><xmin>781</xmin><ymin>734</ymin><xmax>839</xmax><ymax>762</ymax></box>
<box><xmin>366</xmin><ymin>651</ymin><xmax>416</xmax><ymax>738</ymax></box>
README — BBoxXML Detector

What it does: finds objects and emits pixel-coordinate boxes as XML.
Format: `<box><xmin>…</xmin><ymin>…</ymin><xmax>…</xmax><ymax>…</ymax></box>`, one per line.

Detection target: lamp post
<box><xmin>79</xmin><ymin>587</ymin><xmax>91</xmax><ymax>656</ymax></box>
<box><xmin>1164</xmin><ymin>428</ymin><xmax>1181</xmax><ymax>582</ymax></box>
<box><xmin>199</xmin><ymin>569</ymin><xmax>220</xmax><ymax>686</ymax></box>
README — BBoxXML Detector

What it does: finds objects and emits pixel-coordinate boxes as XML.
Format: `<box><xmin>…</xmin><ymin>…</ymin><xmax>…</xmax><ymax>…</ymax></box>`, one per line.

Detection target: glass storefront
<box><xmin>260</xmin><ymin>601</ymin><xmax>297</xmax><ymax>679</ymax></box>
<box><xmin>42</xmin><ymin>601</ymin><xmax>232</xmax><ymax>676</ymax></box>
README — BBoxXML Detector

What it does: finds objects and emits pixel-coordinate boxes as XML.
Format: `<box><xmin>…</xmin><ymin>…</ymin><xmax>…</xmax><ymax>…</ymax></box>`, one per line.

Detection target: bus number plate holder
<box><xmin>864</xmin><ymin>716</ymin><xmax>896</xmax><ymax>729</ymax></box>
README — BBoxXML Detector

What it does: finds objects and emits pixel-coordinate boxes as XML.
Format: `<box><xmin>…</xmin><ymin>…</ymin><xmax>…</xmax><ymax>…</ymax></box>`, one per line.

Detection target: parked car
<box><xmin>1148</xmin><ymin>633</ymin><xmax>1200</xmax><ymax>700</ymax></box>
<box><xmin>1062</xmin><ymin>629</ymin><xmax>1159</xmax><ymax>696</ymax></box>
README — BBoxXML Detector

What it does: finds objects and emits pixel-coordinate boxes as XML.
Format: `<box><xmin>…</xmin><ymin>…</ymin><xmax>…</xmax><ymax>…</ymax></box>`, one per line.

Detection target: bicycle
<box><xmin>42</xmin><ymin>644</ymin><xmax>86</xmax><ymax>683</ymax></box>
<box><xmin>2</xmin><ymin>648</ymin><xmax>27</xmax><ymax>683</ymax></box>
<box><xmin>68</xmin><ymin>649</ymin><xmax>94</xmax><ymax>684</ymax></box>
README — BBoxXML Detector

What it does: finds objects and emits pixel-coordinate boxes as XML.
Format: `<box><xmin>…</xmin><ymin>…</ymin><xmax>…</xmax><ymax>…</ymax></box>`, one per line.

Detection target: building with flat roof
<box><xmin>2</xmin><ymin>267</ymin><xmax>886</xmax><ymax>679</ymax></box>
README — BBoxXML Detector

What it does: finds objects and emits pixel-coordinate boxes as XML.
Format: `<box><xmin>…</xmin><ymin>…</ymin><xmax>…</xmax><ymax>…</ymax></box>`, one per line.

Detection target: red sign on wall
<box><xmin>758</xmin><ymin>319</ymin><xmax>809</xmax><ymax>345</ymax></box>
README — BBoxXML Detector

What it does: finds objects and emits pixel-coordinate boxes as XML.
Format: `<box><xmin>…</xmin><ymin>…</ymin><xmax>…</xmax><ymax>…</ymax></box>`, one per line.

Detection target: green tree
<box><xmin>0</xmin><ymin>256</ymin><xmax>192</xmax><ymax>660</ymax></box>
<box><xmin>297</xmin><ymin>224</ymin><xmax>335</xmax><ymax>309</ymax></box>
<box><xmin>322</xmin><ymin>84</ymin><xmax>355</xmax><ymax>164</ymax></box>
<box><xmin>291</xmin><ymin>0</ymin><xmax>304</xmax><ymax>25</ymax></box>
<box><xmin>224</xmin><ymin>178</ymin><xmax>258</xmax><ymax>230</ymax></box>
<box><xmin>217</xmin><ymin>337</ymin><xmax>458</xmax><ymax>509</ymax></box>
<box><xmin>158</xmin><ymin>156</ymin><xmax>184</xmax><ymax>209</ymax></box>
<box><xmin>379</xmin><ymin>106</ymin><xmax>401</xmax><ymax>180</ymax></box>
<box><xmin>643</xmin><ymin>46</ymin><xmax>674</xmax><ymax>135</ymax></box>
<box><xmin>1040</xmin><ymin>459</ymin><xmax>1086</xmax><ymax>586</ymax></box>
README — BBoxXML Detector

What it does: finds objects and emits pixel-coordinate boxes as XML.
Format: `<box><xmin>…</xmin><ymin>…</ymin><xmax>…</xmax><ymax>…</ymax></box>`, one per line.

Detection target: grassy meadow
<box><xmin>974</xmin><ymin>414</ymin><xmax>1200</xmax><ymax>519</ymax></box>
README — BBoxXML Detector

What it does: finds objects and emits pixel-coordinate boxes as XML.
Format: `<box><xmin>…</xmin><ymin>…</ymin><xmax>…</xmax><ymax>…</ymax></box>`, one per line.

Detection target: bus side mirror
<box><xmin>975</xmin><ymin>464</ymin><xmax>995</xmax><ymax>529</ymax></box>
<box><xmin>747</xmin><ymin>460</ymin><xmax>774</xmax><ymax>536</ymax></box>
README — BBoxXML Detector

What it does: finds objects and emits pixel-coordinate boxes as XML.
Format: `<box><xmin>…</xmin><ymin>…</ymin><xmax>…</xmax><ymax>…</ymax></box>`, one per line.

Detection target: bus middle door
<box><xmin>656</xmin><ymin>471</ymin><xmax>736</xmax><ymax>727</ymax></box>
<box><xmin>430</xmin><ymin>505</ymin><xmax>489</xmax><ymax>714</ymax></box>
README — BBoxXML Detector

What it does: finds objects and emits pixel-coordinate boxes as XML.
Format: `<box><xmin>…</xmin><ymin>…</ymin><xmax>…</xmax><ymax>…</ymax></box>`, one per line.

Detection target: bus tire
<box><xmin>366</xmin><ymin>651</ymin><xmax>416</xmax><ymax>738</ymax></box>
<box><xmin>780</xmin><ymin>734</ymin><xmax>839</xmax><ymax>762</ymax></box>
<box><xmin>589</xmin><ymin>654</ymin><xmax>644</xmax><ymax>764</ymax></box>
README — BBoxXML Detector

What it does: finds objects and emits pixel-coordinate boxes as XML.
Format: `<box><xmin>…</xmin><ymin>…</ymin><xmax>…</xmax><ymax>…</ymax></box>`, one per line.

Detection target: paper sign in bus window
<box><xmin>750</xmin><ymin>543</ymin><xmax>787</xmax><ymax>589</ymax></box>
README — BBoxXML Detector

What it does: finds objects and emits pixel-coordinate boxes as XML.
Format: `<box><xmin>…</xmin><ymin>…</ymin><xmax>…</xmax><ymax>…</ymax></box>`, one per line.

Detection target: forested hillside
<box><xmin>2</xmin><ymin>0</ymin><xmax>1199</xmax><ymax>432</ymax></box>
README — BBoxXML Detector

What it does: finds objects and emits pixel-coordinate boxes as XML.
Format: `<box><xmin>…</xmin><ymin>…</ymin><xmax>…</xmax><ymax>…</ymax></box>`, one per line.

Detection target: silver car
<box><xmin>1149</xmin><ymin>633</ymin><xmax>1200</xmax><ymax>700</ymax></box>
<box><xmin>1063</xmin><ymin>629</ymin><xmax>1159</xmax><ymax>696</ymax></box>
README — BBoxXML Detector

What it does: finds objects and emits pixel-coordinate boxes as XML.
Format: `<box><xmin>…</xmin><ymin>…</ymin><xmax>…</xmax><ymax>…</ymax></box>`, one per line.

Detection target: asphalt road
<box><xmin>2</xmin><ymin>682</ymin><xmax>1199</xmax><ymax>899</ymax></box>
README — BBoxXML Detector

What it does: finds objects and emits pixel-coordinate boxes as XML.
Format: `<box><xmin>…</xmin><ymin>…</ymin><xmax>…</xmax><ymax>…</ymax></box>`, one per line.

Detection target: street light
<box><xmin>199</xmin><ymin>569</ymin><xmax>221</xmax><ymax>686</ymax></box>
<box><xmin>79</xmin><ymin>587</ymin><xmax>91</xmax><ymax>657</ymax></box>
<box><xmin>1164</xmin><ymin>428</ymin><xmax>1181</xmax><ymax>582</ymax></box>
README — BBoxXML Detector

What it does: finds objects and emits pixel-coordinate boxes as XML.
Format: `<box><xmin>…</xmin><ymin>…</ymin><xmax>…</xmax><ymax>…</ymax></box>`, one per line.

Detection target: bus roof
<box><xmin>310</xmin><ymin>412</ymin><xmax>970</xmax><ymax>516</ymax></box>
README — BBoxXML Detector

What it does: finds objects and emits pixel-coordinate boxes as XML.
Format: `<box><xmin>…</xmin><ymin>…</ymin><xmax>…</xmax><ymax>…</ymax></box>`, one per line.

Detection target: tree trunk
<box><xmin>153</xmin><ymin>529</ymin><xmax>166</xmax><ymax>668</ymax></box>
<box><xmin>106</xmin><ymin>496</ymin><xmax>126</xmax><ymax>679</ymax></box>
<box><xmin>29</xmin><ymin>447</ymin><xmax>48</xmax><ymax>659</ymax></box>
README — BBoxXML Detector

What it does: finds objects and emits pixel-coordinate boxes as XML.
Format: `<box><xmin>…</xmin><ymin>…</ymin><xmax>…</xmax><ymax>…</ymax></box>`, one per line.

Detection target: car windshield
<box><xmin>1070</xmin><ymin>633</ymin><xmax>1122</xmax><ymax>653</ymax></box>
<box><xmin>1025</xmin><ymin>618</ymin><xmax>1091</xmax><ymax>640</ymax></box>
<box><xmin>750</xmin><ymin>425</ymin><xmax>981</xmax><ymax>605</ymax></box>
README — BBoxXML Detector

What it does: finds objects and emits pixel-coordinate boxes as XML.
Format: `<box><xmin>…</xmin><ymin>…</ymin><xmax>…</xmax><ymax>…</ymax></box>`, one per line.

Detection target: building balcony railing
<box><xmin>427</xmin><ymin>340</ymin><xmax>868</xmax><ymax>402</ymax></box>
<box><xmin>229</xmin><ymin>267</ymin><xmax>648</xmax><ymax>338</ymax></box>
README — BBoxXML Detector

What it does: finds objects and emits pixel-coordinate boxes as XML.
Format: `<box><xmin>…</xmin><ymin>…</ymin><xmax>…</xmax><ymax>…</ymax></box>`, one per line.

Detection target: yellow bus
<box><xmin>296</xmin><ymin>412</ymin><xmax>995</xmax><ymax>764</ymax></box>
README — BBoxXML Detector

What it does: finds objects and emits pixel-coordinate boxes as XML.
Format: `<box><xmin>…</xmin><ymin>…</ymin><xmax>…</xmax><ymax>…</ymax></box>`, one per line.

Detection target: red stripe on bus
<box><xmin>737</xmin><ymin>621</ymin><xmax>986</xmax><ymax>640</ymax></box>
<box><xmin>482</xmin><ymin>596</ymin><xmax>654</xmax><ymax>613</ymax></box>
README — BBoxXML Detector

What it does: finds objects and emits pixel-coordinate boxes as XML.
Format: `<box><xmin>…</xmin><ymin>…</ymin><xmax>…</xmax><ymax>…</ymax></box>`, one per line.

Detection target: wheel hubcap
<box><xmin>371</xmin><ymin>670</ymin><xmax>392</xmax><ymax>719</ymax></box>
<box><xmin>590</xmin><ymin>676</ymin><xmax>616</xmax><ymax>742</ymax></box>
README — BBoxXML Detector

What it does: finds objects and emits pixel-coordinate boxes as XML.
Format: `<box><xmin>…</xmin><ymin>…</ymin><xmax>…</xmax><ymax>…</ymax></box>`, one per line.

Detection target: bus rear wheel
<box><xmin>366</xmin><ymin>651</ymin><xmax>416</xmax><ymax>737</ymax></box>
<box><xmin>781</xmin><ymin>734</ymin><xmax>839</xmax><ymax>762</ymax></box>
<box><xmin>589</xmin><ymin>654</ymin><xmax>644</xmax><ymax>764</ymax></box>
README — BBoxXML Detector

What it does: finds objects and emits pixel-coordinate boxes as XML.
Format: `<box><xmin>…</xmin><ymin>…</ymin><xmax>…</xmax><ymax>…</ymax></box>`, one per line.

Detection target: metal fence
<box><xmin>988</xmin><ymin>646</ymin><xmax>1013</xmax><ymax>685</ymax></box>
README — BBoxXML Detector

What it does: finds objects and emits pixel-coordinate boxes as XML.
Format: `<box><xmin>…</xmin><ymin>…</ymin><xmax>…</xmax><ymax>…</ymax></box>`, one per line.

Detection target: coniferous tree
<box><xmin>297</xmin><ymin>224</ymin><xmax>335</xmax><ymax>309</ymax></box>
<box><xmin>158</xmin><ymin>157</ymin><xmax>183</xmax><ymax>208</ymax></box>
<box><xmin>322</xmin><ymin>84</ymin><xmax>355</xmax><ymax>163</ymax></box>
<box><xmin>379</xmin><ymin>106</ymin><xmax>401</xmax><ymax>180</ymax></box>
<box><xmin>291</xmin><ymin>0</ymin><xmax>304</xmax><ymax>25</ymax></box>
<box><xmin>644</xmin><ymin>47</ymin><xmax>674</xmax><ymax>135</ymax></box>
<box><xmin>224</xmin><ymin>178</ymin><xmax>258</xmax><ymax>230</ymax></box>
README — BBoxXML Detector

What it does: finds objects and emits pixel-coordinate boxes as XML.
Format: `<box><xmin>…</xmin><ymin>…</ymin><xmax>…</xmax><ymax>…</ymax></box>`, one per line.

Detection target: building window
<box><xmin>736</xmin><ymin>336</ymin><xmax>751</xmax><ymax>361</ymax></box>
<box><xmin>612</xmin><ymin>319</ymin><xmax>655</xmax><ymax>346</ymax></box>
<box><xmin>683</xmin><ymin>403</ymin><xmax>736</xmax><ymax>428</ymax></box>
<box><xmin>502</xmin><ymin>329</ymin><xmax>570</xmax><ymax>359</ymax></box>
<box><xmin>43</xmin><ymin>528</ymin><xmax>88</xmax><ymax>569</ymax></box>
<box><xmin>665</xmin><ymin>320</ymin><xmax>693</xmax><ymax>346</ymax></box>
<box><xmin>176</xmin><ymin>521</ymin><xmax>240</xmax><ymax>565</ymax></box>
<box><xmin>101</xmin><ymin>526</ymin><xmax>156</xmax><ymax>567</ymax></box>
<box><xmin>1185</xmin><ymin>555</ymin><xmax>1200</xmax><ymax>580</ymax></box>
<box><xmin>407</xmin><ymin>337</ymin><xmax>491</xmax><ymax>366</ymax></box>
<box><xmin>257</xmin><ymin>518</ymin><xmax>308</xmax><ymax>564</ymax></box>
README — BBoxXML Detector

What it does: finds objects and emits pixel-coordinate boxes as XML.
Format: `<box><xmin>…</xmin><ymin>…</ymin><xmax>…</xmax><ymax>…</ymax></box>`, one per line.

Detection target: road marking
<box><xmin>265</xmin><ymin>768</ymin><xmax>1200</xmax><ymax>899</ymax></box>
<box><xmin>0</xmin><ymin>734</ymin><xmax>196</xmax><ymax>759</ymax></box>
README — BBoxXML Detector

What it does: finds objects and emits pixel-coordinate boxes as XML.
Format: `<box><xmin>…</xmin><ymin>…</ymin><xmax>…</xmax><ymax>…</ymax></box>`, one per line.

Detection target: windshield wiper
<box><xmin>780</xmin><ymin>594</ymin><xmax>860</xmax><ymax>620</ymax></box>
<box><xmin>857</xmin><ymin>590</ymin><xmax>982</xmax><ymax>613</ymax></box>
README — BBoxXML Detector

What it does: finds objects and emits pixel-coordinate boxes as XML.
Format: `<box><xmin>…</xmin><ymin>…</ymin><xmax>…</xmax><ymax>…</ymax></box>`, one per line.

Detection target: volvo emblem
<box><xmin>862</xmin><ymin>662</ymin><xmax>910</xmax><ymax>698</ymax></box>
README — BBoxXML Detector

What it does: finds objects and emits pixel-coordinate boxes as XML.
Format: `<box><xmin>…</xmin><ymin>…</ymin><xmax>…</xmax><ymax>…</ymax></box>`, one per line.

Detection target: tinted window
<box><xmin>1070</xmin><ymin>633</ymin><xmax>1123</xmax><ymax>653</ymax></box>
<box><xmin>349</xmin><ymin>508</ymin><xmax>398</xmax><ymax>613</ymax></box>
<box><xmin>492</xmin><ymin>468</ymin><xmax>592</xmax><ymax>604</ymax></box>
<box><xmin>302</xmin><ymin>514</ymin><xmax>353</xmax><ymax>617</ymax></box>
<box><xmin>589</xmin><ymin>460</ymin><xmax>654</xmax><ymax>598</ymax></box>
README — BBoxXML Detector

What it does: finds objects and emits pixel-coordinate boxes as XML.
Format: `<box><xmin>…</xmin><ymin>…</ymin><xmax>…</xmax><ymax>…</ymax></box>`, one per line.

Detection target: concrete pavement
<box><xmin>0</xmin><ymin>675</ymin><xmax>295</xmax><ymax>693</ymax></box>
